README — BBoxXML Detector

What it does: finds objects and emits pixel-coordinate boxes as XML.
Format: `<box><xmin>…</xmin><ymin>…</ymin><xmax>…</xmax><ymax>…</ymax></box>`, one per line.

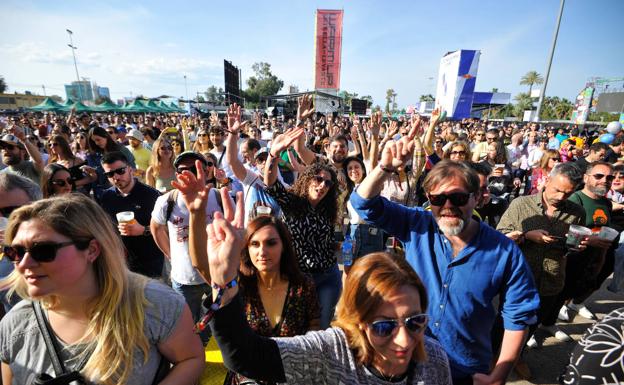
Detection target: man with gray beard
<box><xmin>351</xmin><ymin>154</ymin><xmax>539</xmax><ymax>385</ymax></box>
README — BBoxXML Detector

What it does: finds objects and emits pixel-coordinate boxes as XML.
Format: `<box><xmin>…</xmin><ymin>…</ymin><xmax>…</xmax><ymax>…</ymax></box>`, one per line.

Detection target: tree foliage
<box><xmin>513</xmin><ymin>92</ymin><xmax>533</xmax><ymax>117</ymax></box>
<box><xmin>419</xmin><ymin>94</ymin><xmax>434</xmax><ymax>102</ymax></box>
<box><xmin>0</xmin><ymin>76</ymin><xmax>7</xmax><ymax>94</ymax></box>
<box><xmin>519</xmin><ymin>71</ymin><xmax>544</xmax><ymax>95</ymax></box>
<box><xmin>205</xmin><ymin>86</ymin><xmax>224</xmax><ymax>103</ymax></box>
<box><xmin>385</xmin><ymin>89</ymin><xmax>397</xmax><ymax>114</ymax></box>
<box><xmin>243</xmin><ymin>62</ymin><xmax>284</xmax><ymax>104</ymax></box>
<box><xmin>539</xmin><ymin>96</ymin><xmax>574</xmax><ymax>120</ymax></box>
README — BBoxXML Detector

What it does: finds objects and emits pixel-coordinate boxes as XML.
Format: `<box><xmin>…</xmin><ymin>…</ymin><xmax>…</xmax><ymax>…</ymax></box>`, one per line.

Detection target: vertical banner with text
<box><xmin>314</xmin><ymin>9</ymin><xmax>344</xmax><ymax>90</ymax></box>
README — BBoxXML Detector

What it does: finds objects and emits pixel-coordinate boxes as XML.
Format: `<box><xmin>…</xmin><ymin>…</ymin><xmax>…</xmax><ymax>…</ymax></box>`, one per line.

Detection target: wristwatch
<box><xmin>143</xmin><ymin>226</ymin><xmax>150</xmax><ymax>237</ymax></box>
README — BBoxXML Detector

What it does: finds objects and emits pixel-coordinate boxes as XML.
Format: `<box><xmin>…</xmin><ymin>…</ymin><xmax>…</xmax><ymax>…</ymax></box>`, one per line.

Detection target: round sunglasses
<box><xmin>369</xmin><ymin>314</ymin><xmax>429</xmax><ymax>338</ymax></box>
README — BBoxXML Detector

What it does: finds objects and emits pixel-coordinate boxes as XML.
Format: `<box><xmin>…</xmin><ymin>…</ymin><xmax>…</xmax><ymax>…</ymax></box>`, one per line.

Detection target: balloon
<box><xmin>606</xmin><ymin>121</ymin><xmax>622</xmax><ymax>135</ymax></box>
<box><xmin>599</xmin><ymin>133</ymin><xmax>615</xmax><ymax>144</ymax></box>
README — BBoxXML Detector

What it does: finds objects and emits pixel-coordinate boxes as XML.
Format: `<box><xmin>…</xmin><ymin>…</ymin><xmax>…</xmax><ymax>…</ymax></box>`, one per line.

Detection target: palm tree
<box><xmin>520</xmin><ymin>71</ymin><xmax>544</xmax><ymax>96</ymax></box>
<box><xmin>385</xmin><ymin>89</ymin><xmax>397</xmax><ymax>114</ymax></box>
<box><xmin>513</xmin><ymin>92</ymin><xmax>533</xmax><ymax>118</ymax></box>
<box><xmin>0</xmin><ymin>76</ymin><xmax>7</xmax><ymax>94</ymax></box>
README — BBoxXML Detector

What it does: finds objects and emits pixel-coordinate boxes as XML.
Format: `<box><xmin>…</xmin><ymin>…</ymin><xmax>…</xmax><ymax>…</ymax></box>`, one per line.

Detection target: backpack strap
<box><xmin>165</xmin><ymin>190</ymin><xmax>179</xmax><ymax>223</ymax></box>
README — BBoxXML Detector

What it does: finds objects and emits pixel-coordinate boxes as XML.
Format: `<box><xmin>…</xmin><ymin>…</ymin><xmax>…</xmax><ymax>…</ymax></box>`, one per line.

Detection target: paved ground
<box><xmin>508</xmin><ymin>277</ymin><xmax>624</xmax><ymax>385</ymax></box>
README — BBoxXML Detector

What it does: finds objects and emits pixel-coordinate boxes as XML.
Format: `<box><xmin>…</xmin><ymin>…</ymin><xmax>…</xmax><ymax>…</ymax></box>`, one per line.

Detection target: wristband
<box><xmin>194</xmin><ymin>276</ymin><xmax>239</xmax><ymax>333</ymax></box>
<box><xmin>379</xmin><ymin>165</ymin><xmax>397</xmax><ymax>174</ymax></box>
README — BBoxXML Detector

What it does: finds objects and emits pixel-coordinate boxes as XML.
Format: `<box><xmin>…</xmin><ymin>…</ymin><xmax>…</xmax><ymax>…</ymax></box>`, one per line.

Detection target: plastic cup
<box><xmin>566</xmin><ymin>225</ymin><xmax>592</xmax><ymax>249</ymax></box>
<box><xmin>598</xmin><ymin>226</ymin><xmax>619</xmax><ymax>241</ymax></box>
<box><xmin>116</xmin><ymin>211</ymin><xmax>135</xmax><ymax>224</ymax></box>
<box><xmin>256</xmin><ymin>206</ymin><xmax>271</xmax><ymax>216</ymax></box>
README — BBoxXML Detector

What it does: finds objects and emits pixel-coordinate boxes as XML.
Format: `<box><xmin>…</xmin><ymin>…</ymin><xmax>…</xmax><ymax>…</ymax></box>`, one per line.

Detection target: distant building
<box><xmin>65</xmin><ymin>81</ymin><xmax>93</xmax><ymax>102</ymax></box>
<box><xmin>94</xmin><ymin>86</ymin><xmax>110</xmax><ymax>99</ymax></box>
<box><xmin>0</xmin><ymin>92</ymin><xmax>46</xmax><ymax>110</ymax></box>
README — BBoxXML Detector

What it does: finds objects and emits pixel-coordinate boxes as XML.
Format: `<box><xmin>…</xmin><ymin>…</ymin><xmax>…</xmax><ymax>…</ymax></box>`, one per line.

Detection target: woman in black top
<box><xmin>45</xmin><ymin>135</ymin><xmax>95</xmax><ymax>194</ymax></box>
<box><xmin>264</xmin><ymin>127</ymin><xmax>340</xmax><ymax>328</ymax></box>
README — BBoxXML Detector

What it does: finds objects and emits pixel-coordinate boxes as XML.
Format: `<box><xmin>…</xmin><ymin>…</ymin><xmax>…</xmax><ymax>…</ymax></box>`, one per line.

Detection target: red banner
<box><xmin>314</xmin><ymin>10</ymin><xmax>343</xmax><ymax>90</ymax></box>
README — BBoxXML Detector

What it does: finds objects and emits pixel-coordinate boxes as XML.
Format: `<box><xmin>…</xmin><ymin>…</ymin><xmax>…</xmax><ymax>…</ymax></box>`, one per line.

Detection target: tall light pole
<box><xmin>66</xmin><ymin>29</ymin><xmax>82</xmax><ymax>102</ymax></box>
<box><xmin>535</xmin><ymin>0</ymin><xmax>565</xmax><ymax>122</ymax></box>
<box><xmin>184</xmin><ymin>75</ymin><xmax>189</xmax><ymax>114</ymax></box>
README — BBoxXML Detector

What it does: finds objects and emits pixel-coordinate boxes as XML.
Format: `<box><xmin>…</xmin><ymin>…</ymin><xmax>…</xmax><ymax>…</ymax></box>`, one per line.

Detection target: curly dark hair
<box><xmin>288</xmin><ymin>162</ymin><xmax>339</xmax><ymax>224</ymax></box>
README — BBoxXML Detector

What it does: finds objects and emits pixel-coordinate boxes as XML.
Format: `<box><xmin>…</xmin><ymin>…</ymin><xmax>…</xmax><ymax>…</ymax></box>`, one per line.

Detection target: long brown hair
<box><xmin>333</xmin><ymin>252</ymin><xmax>429</xmax><ymax>365</ymax></box>
<box><xmin>47</xmin><ymin>135</ymin><xmax>76</xmax><ymax>164</ymax></box>
<box><xmin>288</xmin><ymin>163</ymin><xmax>339</xmax><ymax>224</ymax></box>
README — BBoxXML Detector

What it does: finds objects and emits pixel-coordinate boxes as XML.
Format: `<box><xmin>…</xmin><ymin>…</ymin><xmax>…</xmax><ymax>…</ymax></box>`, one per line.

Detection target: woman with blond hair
<box><xmin>204</xmin><ymin>211</ymin><xmax>451</xmax><ymax>384</ymax></box>
<box><xmin>0</xmin><ymin>194</ymin><xmax>204</xmax><ymax>384</ymax></box>
<box><xmin>146</xmin><ymin>137</ymin><xmax>176</xmax><ymax>193</ymax></box>
<box><xmin>442</xmin><ymin>141</ymin><xmax>471</xmax><ymax>162</ymax></box>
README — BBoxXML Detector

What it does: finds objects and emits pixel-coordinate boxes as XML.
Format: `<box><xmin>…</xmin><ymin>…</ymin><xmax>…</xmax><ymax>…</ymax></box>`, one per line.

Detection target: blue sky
<box><xmin>1</xmin><ymin>0</ymin><xmax>622</xmax><ymax>107</ymax></box>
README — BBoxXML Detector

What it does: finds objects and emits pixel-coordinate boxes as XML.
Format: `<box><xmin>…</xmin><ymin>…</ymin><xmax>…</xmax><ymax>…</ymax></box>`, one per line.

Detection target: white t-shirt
<box><xmin>151</xmin><ymin>189</ymin><xmax>222</xmax><ymax>285</ymax></box>
<box><xmin>211</xmin><ymin>147</ymin><xmax>243</xmax><ymax>179</ymax></box>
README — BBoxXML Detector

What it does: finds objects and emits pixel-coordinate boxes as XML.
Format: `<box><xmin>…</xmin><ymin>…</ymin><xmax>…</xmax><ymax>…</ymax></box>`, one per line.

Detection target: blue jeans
<box><xmin>350</xmin><ymin>224</ymin><xmax>384</xmax><ymax>258</ymax></box>
<box><xmin>172</xmin><ymin>279</ymin><xmax>212</xmax><ymax>343</ymax></box>
<box><xmin>310</xmin><ymin>264</ymin><xmax>342</xmax><ymax>329</ymax></box>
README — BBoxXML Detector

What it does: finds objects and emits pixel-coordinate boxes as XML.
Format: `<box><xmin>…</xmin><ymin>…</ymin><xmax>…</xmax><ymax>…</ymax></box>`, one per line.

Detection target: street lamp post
<box><xmin>66</xmin><ymin>29</ymin><xmax>82</xmax><ymax>102</ymax></box>
<box><xmin>535</xmin><ymin>0</ymin><xmax>565</xmax><ymax>122</ymax></box>
<box><xmin>184</xmin><ymin>75</ymin><xmax>189</xmax><ymax>114</ymax></box>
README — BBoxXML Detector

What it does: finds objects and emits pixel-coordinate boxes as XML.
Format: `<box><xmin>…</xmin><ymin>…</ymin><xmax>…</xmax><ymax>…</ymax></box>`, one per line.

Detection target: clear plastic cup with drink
<box><xmin>566</xmin><ymin>224</ymin><xmax>592</xmax><ymax>250</ymax></box>
<box><xmin>597</xmin><ymin>226</ymin><xmax>619</xmax><ymax>241</ymax></box>
<box><xmin>116</xmin><ymin>211</ymin><xmax>136</xmax><ymax>225</ymax></box>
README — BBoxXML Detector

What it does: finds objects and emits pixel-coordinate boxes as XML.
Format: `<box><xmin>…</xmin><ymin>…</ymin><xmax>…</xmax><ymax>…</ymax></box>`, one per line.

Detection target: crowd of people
<box><xmin>0</xmin><ymin>101</ymin><xmax>622</xmax><ymax>385</ymax></box>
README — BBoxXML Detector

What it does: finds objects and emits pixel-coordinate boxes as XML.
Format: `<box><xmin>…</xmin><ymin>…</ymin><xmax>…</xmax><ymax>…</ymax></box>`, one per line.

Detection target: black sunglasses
<box><xmin>103</xmin><ymin>166</ymin><xmax>127</xmax><ymax>178</ymax></box>
<box><xmin>590</xmin><ymin>173</ymin><xmax>615</xmax><ymax>182</ymax></box>
<box><xmin>0</xmin><ymin>205</ymin><xmax>20</xmax><ymax>217</ymax></box>
<box><xmin>369</xmin><ymin>314</ymin><xmax>429</xmax><ymax>338</ymax></box>
<box><xmin>428</xmin><ymin>192</ymin><xmax>472</xmax><ymax>207</ymax></box>
<box><xmin>51</xmin><ymin>179</ymin><xmax>72</xmax><ymax>187</ymax></box>
<box><xmin>312</xmin><ymin>175</ymin><xmax>334</xmax><ymax>188</ymax></box>
<box><xmin>450</xmin><ymin>150</ymin><xmax>466</xmax><ymax>156</ymax></box>
<box><xmin>0</xmin><ymin>143</ymin><xmax>17</xmax><ymax>151</ymax></box>
<box><xmin>2</xmin><ymin>240</ymin><xmax>89</xmax><ymax>264</ymax></box>
<box><xmin>176</xmin><ymin>165</ymin><xmax>198</xmax><ymax>175</ymax></box>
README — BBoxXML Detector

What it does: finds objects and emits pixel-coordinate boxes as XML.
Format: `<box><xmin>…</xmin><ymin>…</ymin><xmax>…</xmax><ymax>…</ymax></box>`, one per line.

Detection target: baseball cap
<box><xmin>126</xmin><ymin>129</ymin><xmax>144</xmax><ymax>142</ymax></box>
<box><xmin>173</xmin><ymin>151</ymin><xmax>208</xmax><ymax>168</ymax></box>
<box><xmin>0</xmin><ymin>134</ymin><xmax>25</xmax><ymax>149</ymax></box>
<box><xmin>255</xmin><ymin>147</ymin><xmax>269</xmax><ymax>160</ymax></box>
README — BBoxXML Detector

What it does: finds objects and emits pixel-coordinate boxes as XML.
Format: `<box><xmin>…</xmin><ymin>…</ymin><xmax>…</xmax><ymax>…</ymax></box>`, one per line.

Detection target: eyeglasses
<box><xmin>589</xmin><ymin>173</ymin><xmax>615</xmax><ymax>182</ymax></box>
<box><xmin>51</xmin><ymin>179</ymin><xmax>72</xmax><ymax>187</ymax></box>
<box><xmin>103</xmin><ymin>166</ymin><xmax>127</xmax><ymax>178</ymax></box>
<box><xmin>428</xmin><ymin>192</ymin><xmax>472</xmax><ymax>207</ymax></box>
<box><xmin>176</xmin><ymin>165</ymin><xmax>198</xmax><ymax>175</ymax></box>
<box><xmin>197</xmin><ymin>133</ymin><xmax>208</xmax><ymax>137</ymax></box>
<box><xmin>48</xmin><ymin>142</ymin><xmax>59</xmax><ymax>148</ymax></box>
<box><xmin>486</xmin><ymin>137</ymin><xmax>496</xmax><ymax>141</ymax></box>
<box><xmin>476</xmin><ymin>133</ymin><xmax>485</xmax><ymax>136</ymax></box>
<box><xmin>435</xmin><ymin>141</ymin><xmax>443</xmax><ymax>144</ymax></box>
<box><xmin>2</xmin><ymin>241</ymin><xmax>88</xmax><ymax>264</ymax></box>
<box><xmin>106</xmin><ymin>131</ymin><xmax>116</xmax><ymax>135</ymax></box>
<box><xmin>369</xmin><ymin>314</ymin><xmax>429</xmax><ymax>338</ymax></box>
<box><xmin>551</xmin><ymin>158</ymin><xmax>561</xmax><ymax>162</ymax></box>
<box><xmin>159</xmin><ymin>147</ymin><xmax>173</xmax><ymax>152</ymax></box>
<box><xmin>0</xmin><ymin>205</ymin><xmax>20</xmax><ymax>217</ymax></box>
<box><xmin>450</xmin><ymin>151</ymin><xmax>466</xmax><ymax>156</ymax></box>
<box><xmin>312</xmin><ymin>175</ymin><xmax>334</xmax><ymax>188</ymax></box>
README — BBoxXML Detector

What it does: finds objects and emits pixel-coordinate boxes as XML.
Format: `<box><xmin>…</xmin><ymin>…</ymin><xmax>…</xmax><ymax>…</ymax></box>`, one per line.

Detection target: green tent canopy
<box><xmin>120</xmin><ymin>100</ymin><xmax>150</xmax><ymax>113</ymax></box>
<box><xmin>157</xmin><ymin>101</ymin><xmax>175</xmax><ymax>112</ymax></box>
<box><xmin>66</xmin><ymin>101</ymin><xmax>93</xmax><ymax>113</ymax></box>
<box><xmin>144</xmin><ymin>100</ymin><xmax>165</xmax><ymax>112</ymax></box>
<box><xmin>93</xmin><ymin>100</ymin><xmax>121</xmax><ymax>112</ymax></box>
<box><xmin>28</xmin><ymin>97</ymin><xmax>65</xmax><ymax>112</ymax></box>
<box><xmin>169</xmin><ymin>102</ymin><xmax>185</xmax><ymax>113</ymax></box>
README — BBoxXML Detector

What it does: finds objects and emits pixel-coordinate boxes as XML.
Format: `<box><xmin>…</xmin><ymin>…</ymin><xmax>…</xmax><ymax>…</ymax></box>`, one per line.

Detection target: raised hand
<box><xmin>297</xmin><ymin>94</ymin><xmax>315</xmax><ymax>122</ymax></box>
<box><xmin>430</xmin><ymin>108</ymin><xmax>442</xmax><ymax>127</ymax></box>
<box><xmin>270</xmin><ymin>127</ymin><xmax>305</xmax><ymax>156</ymax></box>
<box><xmin>226</xmin><ymin>103</ymin><xmax>242</xmax><ymax>133</ymax></box>
<box><xmin>172</xmin><ymin>160</ymin><xmax>210</xmax><ymax>213</ymax></box>
<box><xmin>380</xmin><ymin>137</ymin><xmax>415</xmax><ymax>171</ymax></box>
<box><xmin>210</xmin><ymin>111</ymin><xmax>220</xmax><ymax>127</ymax></box>
<box><xmin>409</xmin><ymin>113</ymin><xmax>422</xmax><ymax>138</ymax></box>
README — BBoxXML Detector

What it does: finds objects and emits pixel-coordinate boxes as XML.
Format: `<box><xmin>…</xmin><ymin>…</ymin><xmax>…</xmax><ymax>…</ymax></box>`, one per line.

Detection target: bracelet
<box><xmin>194</xmin><ymin>276</ymin><xmax>238</xmax><ymax>333</ymax></box>
<box><xmin>379</xmin><ymin>165</ymin><xmax>397</xmax><ymax>174</ymax></box>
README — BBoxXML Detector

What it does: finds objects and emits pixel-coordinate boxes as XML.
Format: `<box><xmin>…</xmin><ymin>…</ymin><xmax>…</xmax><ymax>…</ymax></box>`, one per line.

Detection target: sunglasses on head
<box><xmin>103</xmin><ymin>166</ymin><xmax>127</xmax><ymax>178</ymax></box>
<box><xmin>0</xmin><ymin>205</ymin><xmax>20</xmax><ymax>217</ymax></box>
<box><xmin>51</xmin><ymin>178</ymin><xmax>72</xmax><ymax>187</ymax></box>
<box><xmin>2</xmin><ymin>240</ymin><xmax>90</xmax><ymax>264</ymax></box>
<box><xmin>176</xmin><ymin>165</ymin><xmax>198</xmax><ymax>175</ymax></box>
<box><xmin>312</xmin><ymin>175</ymin><xmax>333</xmax><ymax>188</ymax></box>
<box><xmin>428</xmin><ymin>192</ymin><xmax>472</xmax><ymax>207</ymax></box>
<box><xmin>590</xmin><ymin>173</ymin><xmax>615</xmax><ymax>182</ymax></box>
<box><xmin>369</xmin><ymin>314</ymin><xmax>429</xmax><ymax>338</ymax></box>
